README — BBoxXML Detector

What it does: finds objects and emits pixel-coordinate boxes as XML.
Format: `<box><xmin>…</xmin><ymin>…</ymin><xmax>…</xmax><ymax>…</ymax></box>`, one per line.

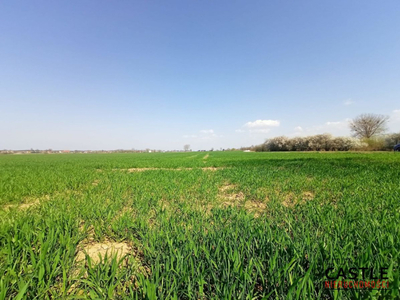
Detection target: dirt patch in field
<box><xmin>7</xmin><ymin>201</ymin><xmax>39</xmax><ymax>210</ymax></box>
<box><xmin>244</xmin><ymin>200</ymin><xmax>267</xmax><ymax>217</ymax></box>
<box><xmin>281</xmin><ymin>191</ymin><xmax>314</xmax><ymax>207</ymax></box>
<box><xmin>215</xmin><ymin>183</ymin><xmax>268</xmax><ymax>216</ymax></box>
<box><xmin>302</xmin><ymin>191</ymin><xmax>315</xmax><ymax>201</ymax></box>
<box><xmin>114</xmin><ymin>167</ymin><xmax>224</xmax><ymax>172</ymax></box>
<box><xmin>2</xmin><ymin>198</ymin><xmax>42</xmax><ymax>210</ymax></box>
<box><xmin>218</xmin><ymin>183</ymin><xmax>245</xmax><ymax>207</ymax></box>
<box><xmin>75</xmin><ymin>225</ymin><xmax>141</xmax><ymax>269</ymax></box>
<box><xmin>221</xmin><ymin>192</ymin><xmax>245</xmax><ymax>202</ymax></box>
<box><xmin>128</xmin><ymin>168</ymin><xmax>164</xmax><ymax>172</ymax></box>
<box><xmin>203</xmin><ymin>154</ymin><xmax>209</xmax><ymax>159</ymax></box>
<box><xmin>2</xmin><ymin>188</ymin><xmax>89</xmax><ymax>215</ymax></box>
<box><xmin>2</xmin><ymin>190</ymin><xmax>87</xmax><ymax>211</ymax></box>
<box><xmin>75</xmin><ymin>240</ymin><xmax>131</xmax><ymax>265</ymax></box>
<box><xmin>20</xmin><ymin>200</ymin><xmax>40</xmax><ymax>209</ymax></box>
<box><xmin>115</xmin><ymin>167</ymin><xmax>193</xmax><ymax>172</ymax></box>
<box><xmin>219</xmin><ymin>184</ymin><xmax>236</xmax><ymax>192</ymax></box>
<box><xmin>282</xmin><ymin>193</ymin><xmax>295</xmax><ymax>207</ymax></box>
<box><xmin>126</xmin><ymin>168</ymin><xmax>160</xmax><ymax>172</ymax></box>
<box><xmin>74</xmin><ymin>222</ymin><xmax>149</xmax><ymax>270</ymax></box>
<box><xmin>68</xmin><ymin>235</ymin><xmax>150</xmax><ymax>297</ymax></box>
<box><xmin>202</xmin><ymin>167</ymin><xmax>224</xmax><ymax>171</ymax></box>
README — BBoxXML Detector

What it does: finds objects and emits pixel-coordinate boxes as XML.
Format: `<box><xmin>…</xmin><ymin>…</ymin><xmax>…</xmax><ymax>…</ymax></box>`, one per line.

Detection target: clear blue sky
<box><xmin>1</xmin><ymin>1</ymin><xmax>400</xmax><ymax>150</ymax></box>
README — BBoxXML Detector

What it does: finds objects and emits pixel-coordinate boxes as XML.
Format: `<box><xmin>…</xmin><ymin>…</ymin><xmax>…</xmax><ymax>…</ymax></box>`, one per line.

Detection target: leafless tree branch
<box><xmin>349</xmin><ymin>114</ymin><xmax>389</xmax><ymax>139</ymax></box>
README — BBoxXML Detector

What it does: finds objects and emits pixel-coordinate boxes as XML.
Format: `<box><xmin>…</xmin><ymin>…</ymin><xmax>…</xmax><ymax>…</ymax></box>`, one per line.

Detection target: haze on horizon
<box><xmin>1</xmin><ymin>1</ymin><xmax>400</xmax><ymax>151</ymax></box>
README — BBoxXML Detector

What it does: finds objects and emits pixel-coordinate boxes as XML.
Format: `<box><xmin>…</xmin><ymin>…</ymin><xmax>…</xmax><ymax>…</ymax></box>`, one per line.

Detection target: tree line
<box><xmin>253</xmin><ymin>114</ymin><xmax>400</xmax><ymax>152</ymax></box>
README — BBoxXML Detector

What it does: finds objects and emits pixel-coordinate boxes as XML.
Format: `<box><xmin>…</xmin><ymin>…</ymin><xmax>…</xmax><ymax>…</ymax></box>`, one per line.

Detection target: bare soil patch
<box><xmin>2</xmin><ymin>197</ymin><xmax>44</xmax><ymax>210</ymax></box>
<box><xmin>19</xmin><ymin>200</ymin><xmax>40</xmax><ymax>209</ymax></box>
<box><xmin>302</xmin><ymin>191</ymin><xmax>315</xmax><ymax>201</ymax></box>
<box><xmin>70</xmin><ymin>243</ymin><xmax>150</xmax><ymax>296</ymax></box>
<box><xmin>201</xmin><ymin>167</ymin><xmax>224</xmax><ymax>171</ymax></box>
<box><xmin>3</xmin><ymin>201</ymin><xmax>38</xmax><ymax>210</ymax></box>
<box><xmin>74</xmin><ymin>225</ymin><xmax>137</xmax><ymax>272</ymax></box>
<box><xmin>203</xmin><ymin>154</ymin><xmax>209</xmax><ymax>159</ymax></box>
<box><xmin>2</xmin><ymin>189</ymin><xmax>86</xmax><ymax>212</ymax></box>
<box><xmin>115</xmin><ymin>167</ymin><xmax>193</xmax><ymax>172</ymax></box>
<box><xmin>114</xmin><ymin>167</ymin><xmax>224</xmax><ymax>172</ymax></box>
<box><xmin>69</xmin><ymin>234</ymin><xmax>150</xmax><ymax>295</ymax></box>
<box><xmin>127</xmin><ymin>168</ymin><xmax>164</xmax><ymax>172</ymax></box>
<box><xmin>75</xmin><ymin>240</ymin><xmax>131</xmax><ymax>265</ymax></box>
<box><xmin>219</xmin><ymin>184</ymin><xmax>236</xmax><ymax>192</ymax></box>
<box><xmin>282</xmin><ymin>193</ymin><xmax>295</xmax><ymax>207</ymax></box>
<box><xmin>217</xmin><ymin>183</ymin><xmax>245</xmax><ymax>207</ymax></box>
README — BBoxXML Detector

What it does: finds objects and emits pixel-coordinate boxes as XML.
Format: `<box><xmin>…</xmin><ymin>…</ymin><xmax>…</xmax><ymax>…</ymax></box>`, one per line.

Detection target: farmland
<box><xmin>0</xmin><ymin>152</ymin><xmax>399</xmax><ymax>299</ymax></box>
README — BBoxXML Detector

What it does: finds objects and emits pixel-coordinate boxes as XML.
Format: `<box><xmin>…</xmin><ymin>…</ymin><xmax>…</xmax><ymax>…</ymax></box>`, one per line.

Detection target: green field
<box><xmin>0</xmin><ymin>152</ymin><xmax>399</xmax><ymax>299</ymax></box>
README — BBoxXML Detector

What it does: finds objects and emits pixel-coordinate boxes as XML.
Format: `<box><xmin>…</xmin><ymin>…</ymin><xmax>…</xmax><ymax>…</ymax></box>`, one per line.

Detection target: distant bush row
<box><xmin>253</xmin><ymin>133</ymin><xmax>400</xmax><ymax>152</ymax></box>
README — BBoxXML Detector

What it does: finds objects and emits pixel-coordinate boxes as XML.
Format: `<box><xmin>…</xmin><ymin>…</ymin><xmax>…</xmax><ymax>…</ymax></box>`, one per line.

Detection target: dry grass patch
<box><xmin>219</xmin><ymin>184</ymin><xmax>236</xmax><ymax>192</ymax></box>
<box><xmin>203</xmin><ymin>154</ymin><xmax>209</xmax><ymax>159</ymax></box>
<box><xmin>244</xmin><ymin>200</ymin><xmax>267</xmax><ymax>217</ymax></box>
<box><xmin>78</xmin><ymin>224</ymin><xmax>96</xmax><ymax>241</ymax></box>
<box><xmin>215</xmin><ymin>183</ymin><xmax>268</xmax><ymax>216</ymax></box>
<box><xmin>222</xmin><ymin>192</ymin><xmax>245</xmax><ymax>202</ymax></box>
<box><xmin>282</xmin><ymin>192</ymin><xmax>296</xmax><ymax>208</ymax></box>
<box><xmin>111</xmin><ymin>205</ymin><xmax>136</xmax><ymax>222</ymax></box>
<box><xmin>281</xmin><ymin>191</ymin><xmax>314</xmax><ymax>207</ymax></box>
<box><xmin>217</xmin><ymin>183</ymin><xmax>245</xmax><ymax>208</ymax></box>
<box><xmin>159</xmin><ymin>199</ymin><xmax>171</xmax><ymax>210</ymax></box>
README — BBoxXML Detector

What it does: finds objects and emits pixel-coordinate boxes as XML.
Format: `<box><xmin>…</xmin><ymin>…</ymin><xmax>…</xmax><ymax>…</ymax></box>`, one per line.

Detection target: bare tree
<box><xmin>184</xmin><ymin>144</ymin><xmax>190</xmax><ymax>152</ymax></box>
<box><xmin>349</xmin><ymin>114</ymin><xmax>389</xmax><ymax>139</ymax></box>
